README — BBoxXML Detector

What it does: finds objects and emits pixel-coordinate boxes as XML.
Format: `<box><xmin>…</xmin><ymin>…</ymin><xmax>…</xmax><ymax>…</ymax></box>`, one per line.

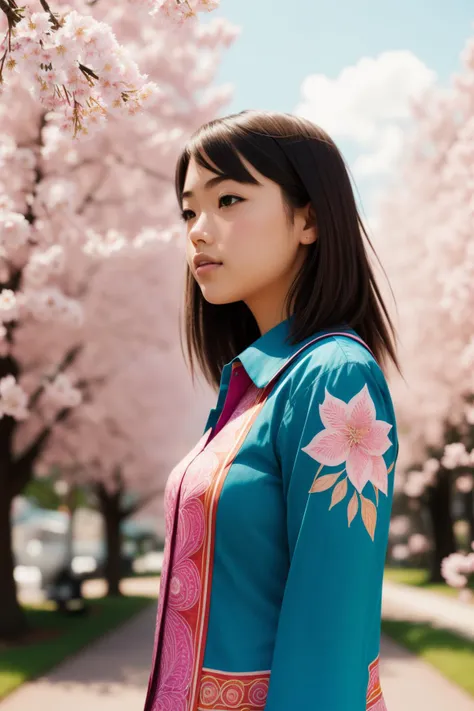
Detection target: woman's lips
<box><xmin>196</xmin><ymin>262</ymin><xmax>222</xmax><ymax>276</ymax></box>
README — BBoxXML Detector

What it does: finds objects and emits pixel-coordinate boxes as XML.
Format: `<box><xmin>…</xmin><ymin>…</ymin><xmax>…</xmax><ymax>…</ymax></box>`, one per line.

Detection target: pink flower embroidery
<box><xmin>301</xmin><ymin>384</ymin><xmax>395</xmax><ymax>539</ymax></box>
<box><xmin>302</xmin><ymin>384</ymin><xmax>392</xmax><ymax>494</ymax></box>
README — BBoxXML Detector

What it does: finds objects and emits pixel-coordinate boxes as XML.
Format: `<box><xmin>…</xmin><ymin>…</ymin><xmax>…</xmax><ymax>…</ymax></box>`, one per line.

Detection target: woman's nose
<box><xmin>189</xmin><ymin>213</ymin><xmax>213</xmax><ymax>245</ymax></box>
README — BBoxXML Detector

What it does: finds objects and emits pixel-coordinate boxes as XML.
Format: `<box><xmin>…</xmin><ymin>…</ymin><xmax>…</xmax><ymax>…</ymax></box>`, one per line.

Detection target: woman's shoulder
<box><xmin>291</xmin><ymin>333</ymin><xmax>383</xmax><ymax>385</ymax></box>
<box><xmin>283</xmin><ymin>332</ymin><xmax>390</xmax><ymax>405</ymax></box>
<box><xmin>285</xmin><ymin>334</ymin><xmax>396</xmax><ymax>436</ymax></box>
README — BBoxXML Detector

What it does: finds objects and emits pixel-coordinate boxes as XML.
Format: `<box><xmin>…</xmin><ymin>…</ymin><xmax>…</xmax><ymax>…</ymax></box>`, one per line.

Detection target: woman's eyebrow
<box><xmin>182</xmin><ymin>175</ymin><xmax>232</xmax><ymax>199</ymax></box>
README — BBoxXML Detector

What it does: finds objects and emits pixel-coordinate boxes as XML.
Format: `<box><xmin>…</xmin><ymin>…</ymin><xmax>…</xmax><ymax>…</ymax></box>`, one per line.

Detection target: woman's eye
<box><xmin>219</xmin><ymin>194</ymin><xmax>242</xmax><ymax>209</ymax></box>
<box><xmin>180</xmin><ymin>195</ymin><xmax>242</xmax><ymax>222</ymax></box>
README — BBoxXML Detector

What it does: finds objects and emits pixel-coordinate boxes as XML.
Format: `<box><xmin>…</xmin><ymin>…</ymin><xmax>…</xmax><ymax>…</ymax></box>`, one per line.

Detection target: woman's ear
<box><xmin>300</xmin><ymin>203</ymin><xmax>317</xmax><ymax>244</ymax></box>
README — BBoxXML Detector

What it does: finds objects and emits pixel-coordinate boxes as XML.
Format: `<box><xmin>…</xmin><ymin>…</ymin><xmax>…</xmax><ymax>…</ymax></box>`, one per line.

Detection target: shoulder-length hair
<box><xmin>175</xmin><ymin>109</ymin><xmax>400</xmax><ymax>392</ymax></box>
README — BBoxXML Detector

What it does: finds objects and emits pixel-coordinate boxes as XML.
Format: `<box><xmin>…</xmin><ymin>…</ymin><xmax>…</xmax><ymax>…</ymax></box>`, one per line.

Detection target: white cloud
<box><xmin>353</xmin><ymin>124</ymin><xmax>405</xmax><ymax>178</ymax></box>
<box><xmin>294</xmin><ymin>50</ymin><xmax>437</xmax><ymax>179</ymax></box>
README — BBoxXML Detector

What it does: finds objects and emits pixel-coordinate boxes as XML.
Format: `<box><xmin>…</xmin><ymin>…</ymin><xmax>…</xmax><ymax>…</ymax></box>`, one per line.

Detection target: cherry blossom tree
<box><xmin>36</xmin><ymin>242</ymin><xmax>215</xmax><ymax>596</ymax></box>
<box><xmin>0</xmin><ymin>0</ymin><xmax>236</xmax><ymax>639</ymax></box>
<box><xmin>375</xmin><ymin>33</ymin><xmax>474</xmax><ymax>451</ymax></box>
<box><xmin>0</xmin><ymin>0</ymin><xmax>220</xmax><ymax>136</ymax></box>
<box><xmin>388</xmin><ymin>411</ymin><xmax>474</xmax><ymax>582</ymax></box>
<box><xmin>374</xmin><ymin>32</ymin><xmax>474</xmax><ymax>582</ymax></box>
<box><xmin>402</xmin><ymin>438</ymin><xmax>463</xmax><ymax>581</ymax></box>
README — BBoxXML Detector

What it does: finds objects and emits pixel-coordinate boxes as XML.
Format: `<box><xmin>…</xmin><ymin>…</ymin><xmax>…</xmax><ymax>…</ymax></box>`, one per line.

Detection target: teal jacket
<box><xmin>144</xmin><ymin>316</ymin><xmax>398</xmax><ymax>711</ymax></box>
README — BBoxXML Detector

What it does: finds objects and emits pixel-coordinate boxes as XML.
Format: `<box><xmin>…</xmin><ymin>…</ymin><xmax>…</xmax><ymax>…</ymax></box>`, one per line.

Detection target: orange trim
<box><xmin>198</xmin><ymin>669</ymin><xmax>270</xmax><ymax>710</ymax></box>
<box><xmin>366</xmin><ymin>655</ymin><xmax>385</xmax><ymax>710</ymax></box>
<box><xmin>189</xmin><ymin>388</ymin><xmax>269</xmax><ymax>710</ymax></box>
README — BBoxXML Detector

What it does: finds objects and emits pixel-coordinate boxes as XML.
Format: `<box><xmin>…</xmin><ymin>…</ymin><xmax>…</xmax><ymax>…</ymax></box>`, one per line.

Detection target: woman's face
<box><xmin>182</xmin><ymin>150</ymin><xmax>316</xmax><ymax>334</ymax></box>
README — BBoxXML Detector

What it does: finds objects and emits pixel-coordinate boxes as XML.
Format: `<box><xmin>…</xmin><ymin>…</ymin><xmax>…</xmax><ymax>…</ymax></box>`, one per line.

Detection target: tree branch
<box><xmin>11</xmin><ymin>398</ymin><xmax>78</xmax><ymax>498</ymax></box>
<box><xmin>28</xmin><ymin>343</ymin><xmax>83</xmax><ymax>412</ymax></box>
<box><xmin>76</xmin><ymin>164</ymin><xmax>110</xmax><ymax>216</ymax></box>
<box><xmin>0</xmin><ymin>1</ymin><xmax>23</xmax><ymax>27</ymax></box>
<box><xmin>112</xmin><ymin>153</ymin><xmax>170</xmax><ymax>183</ymax></box>
<box><xmin>38</xmin><ymin>0</ymin><xmax>61</xmax><ymax>30</ymax></box>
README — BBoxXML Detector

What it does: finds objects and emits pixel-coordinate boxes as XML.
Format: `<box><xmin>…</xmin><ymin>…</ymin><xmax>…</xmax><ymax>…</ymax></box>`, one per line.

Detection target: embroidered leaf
<box><xmin>329</xmin><ymin>478</ymin><xmax>348</xmax><ymax>509</ymax></box>
<box><xmin>387</xmin><ymin>461</ymin><xmax>395</xmax><ymax>475</ymax></box>
<box><xmin>373</xmin><ymin>484</ymin><xmax>379</xmax><ymax>504</ymax></box>
<box><xmin>310</xmin><ymin>472</ymin><xmax>340</xmax><ymax>493</ymax></box>
<box><xmin>347</xmin><ymin>492</ymin><xmax>359</xmax><ymax>526</ymax></box>
<box><xmin>361</xmin><ymin>495</ymin><xmax>377</xmax><ymax>541</ymax></box>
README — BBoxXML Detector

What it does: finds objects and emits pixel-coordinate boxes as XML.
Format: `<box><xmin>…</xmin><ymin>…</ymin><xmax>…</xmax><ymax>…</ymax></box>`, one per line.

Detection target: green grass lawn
<box><xmin>0</xmin><ymin>595</ymin><xmax>153</xmax><ymax>700</ymax></box>
<box><xmin>384</xmin><ymin>566</ymin><xmax>474</xmax><ymax>601</ymax></box>
<box><xmin>382</xmin><ymin>619</ymin><xmax>474</xmax><ymax>698</ymax></box>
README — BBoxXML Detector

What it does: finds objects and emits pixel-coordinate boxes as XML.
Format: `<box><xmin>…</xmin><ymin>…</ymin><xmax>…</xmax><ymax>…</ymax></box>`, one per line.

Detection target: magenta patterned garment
<box><xmin>147</xmin><ymin>378</ymin><xmax>260</xmax><ymax>711</ymax></box>
<box><xmin>146</xmin><ymin>428</ymin><xmax>211</xmax><ymax>711</ymax></box>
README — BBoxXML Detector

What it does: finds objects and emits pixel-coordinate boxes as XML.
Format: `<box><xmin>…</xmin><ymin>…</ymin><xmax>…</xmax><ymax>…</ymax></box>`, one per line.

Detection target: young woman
<box><xmin>143</xmin><ymin>109</ymin><xmax>399</xmax><ymax>711</ymax></box>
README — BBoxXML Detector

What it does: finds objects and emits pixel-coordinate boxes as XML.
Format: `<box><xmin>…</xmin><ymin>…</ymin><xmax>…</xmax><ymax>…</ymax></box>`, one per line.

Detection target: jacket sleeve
<box><xmin>264</xmin><ymin>360</ymin><xmax>398</xmax><ymax>711</ymax></box>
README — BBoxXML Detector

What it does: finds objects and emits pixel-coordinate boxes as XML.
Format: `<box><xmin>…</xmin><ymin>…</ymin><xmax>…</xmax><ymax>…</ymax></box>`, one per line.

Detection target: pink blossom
<box><xmin>404</xmin><ymin>470</ymin><xmax>428</xmax><ymax>498</ymax></box>
<box><xmin>24</xmin><ymin>245</ymin><xmax>65</xmax><ymax>287</ymax></box>
<box><xmin>392</xmin><ymin>544</ymin><xmax>410</xmax><ymax>561</ymax></box>
<box><xmin>442</xmin><ymin>442</ymin><xmax>470</xmax><ymax>469</ymax></box>
<box><xmin>456</xmin><ymin>474</ymin><xmax>474</xmax><ymax>493</ymax></box>
<box><xmin>0</xmin><ymin>290</ymin><xmax>19</xmax><ymax>323</ymax></box>
<box><xmin>441</xmin><ymin>551</ymin><xmax>474</xmax><ymax>589</ymax></box>
<box><xmin>43</xmin><ymin>374</ymin><xmax>82</xmax><ymax>409</ymax></box>
<box><xmin>302</xmin><ymin>384</ymin><xmax>392</xmax><ymax>494</ymax></box>
<box><xmin>0</xmin><ymin>211</ymin><xmax>31</xmax><ymax>251</ymax></box>
<box><xmin>389</xmin><ymin>515</ymin><xmax>411</xmax><ymax>537</ymax></box>
<box><xmin>408</xmin><ymin>533</ymin><xmax>430</xmax><ymax>555</ymax></box>
<box><xmin>0</xmin><ymin>375</ymin><xmax>29</xmax><ymax>420</ymax></box>
<box><xmin>29</xmin><ymin>12</ymin><xmax>52</xmax><ymax>35</ymax></box>
<box><xmin>424</xmin><ymin>458</ymin><xmax>440</xmax><ymax>473</ymax></box>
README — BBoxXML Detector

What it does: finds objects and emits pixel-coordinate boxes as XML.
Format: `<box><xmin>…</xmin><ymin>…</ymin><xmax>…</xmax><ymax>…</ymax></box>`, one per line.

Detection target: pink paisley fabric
<box><xmin>366</xmin><ymin>656</ymin><xmax>387</xmax><ymax>711</ymax></box>
<box><xmin>147</xmin><ymin>428</ymin><xmax>212</xmax><ymax>711</ymax></box>
<box><xmin>150</xmin><ymin>382</ymin><xmax>259</xmax><ymax>711</ymax></box>
<box><xmin>152</xmin><ymin>449</ymin><xmax>216</xmax><ymax>711</ymax></box>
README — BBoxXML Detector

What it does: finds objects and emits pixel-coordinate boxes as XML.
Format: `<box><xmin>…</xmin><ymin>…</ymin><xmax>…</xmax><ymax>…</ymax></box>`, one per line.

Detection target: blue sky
<box><xmin>208</xmin><ymin>0</ymin><xmax>473</xmax><ymax>113</ymax></box>
<box><xmin>202</xmin><ymin>1</ymin><xmax>474</xmax><ymax>221</ymax></box>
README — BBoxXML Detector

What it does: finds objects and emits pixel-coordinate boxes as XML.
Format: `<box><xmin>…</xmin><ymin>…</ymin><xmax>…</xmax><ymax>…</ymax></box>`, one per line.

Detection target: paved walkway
<box><xmin>380</xmin><ymin>634</ymin><xmax>474</xmax><ymax>711</ymax></box>
<box><xmin>3</xmin><ymin>577</ymin><xmax>473</xmax><ymax>710</ymax></box>
<box><xmin>383</xmin><ymin>579</ymin><xmax>474</xmax><ymax>641</ymax></box>
<box><xmin>0</xmin><ymin>604</ymin><xmax>156</xmax><ymax>711</ymax></box>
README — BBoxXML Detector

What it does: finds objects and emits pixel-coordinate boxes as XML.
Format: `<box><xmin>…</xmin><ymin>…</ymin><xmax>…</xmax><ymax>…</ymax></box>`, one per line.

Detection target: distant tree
<box><xmin>0</xmin><ymin>0</ymin><xmax>234</xmax><ymax>638</ymax></box>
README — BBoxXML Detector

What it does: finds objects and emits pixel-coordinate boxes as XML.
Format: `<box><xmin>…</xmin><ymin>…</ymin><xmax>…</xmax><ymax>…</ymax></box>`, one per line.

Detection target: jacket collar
<box><xmin>230</xmin><ymin>315</ymin><xmax>355</xmax><ymax>388</ymax></box>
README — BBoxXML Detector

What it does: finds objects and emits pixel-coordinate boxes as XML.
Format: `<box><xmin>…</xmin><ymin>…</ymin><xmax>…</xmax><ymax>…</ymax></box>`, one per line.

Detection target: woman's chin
<box><xmin>200</xmin><ymin>288</ymin><xmax>241</xmax><ymax>306</ymax></box>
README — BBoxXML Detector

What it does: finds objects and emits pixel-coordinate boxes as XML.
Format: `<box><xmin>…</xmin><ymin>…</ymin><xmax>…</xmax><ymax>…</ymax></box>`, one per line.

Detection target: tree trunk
<box><xmin>463</xmin><ymin>489</ymin><xmax>474</xmax><ymax>548</ymax></box>
<box><xmin>104</xmin><ymin>507</ymin><xmax>122</xmax><ymax>597</ymax></box>
<box><xmin>63</xmin><ymin>485</ymin><xmax>77</xmax><ymax>572</ymax></box>
<box><xmin>426</xmin><ymin>472</ymin><xmax>456</xmax><ymax>582</ymax></box>
<box><xmin>0</xmin><ymin>483</ymin><xmax>28</xmax><ymax>639</ymax></box>
<box><xmin>97</xmin><ymin>485</ymin><xmax>123</xmax><ymax>597</ymax></box>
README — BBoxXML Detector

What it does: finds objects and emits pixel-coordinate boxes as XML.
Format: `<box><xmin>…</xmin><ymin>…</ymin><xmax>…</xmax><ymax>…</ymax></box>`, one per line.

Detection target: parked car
<box><xmin>13</xmin><ymin>510</ymin><xmax>133</xmax><ymax>589</ymax></box>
